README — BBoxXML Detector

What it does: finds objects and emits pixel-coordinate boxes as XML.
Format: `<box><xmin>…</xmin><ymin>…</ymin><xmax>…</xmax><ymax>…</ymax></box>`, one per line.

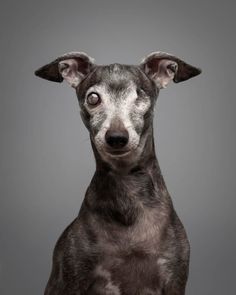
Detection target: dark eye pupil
<box><xmin>87</xmin><ymin>93</ymin><xmax>100</xmax><ymax>105</ymax></box>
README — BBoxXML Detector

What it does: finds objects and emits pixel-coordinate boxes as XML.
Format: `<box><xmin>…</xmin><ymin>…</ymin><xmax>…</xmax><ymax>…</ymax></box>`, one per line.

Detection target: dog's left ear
<box><xmin>139</xmin><ymin>52</ymin><xmax>201</xmax><ymax>89</ymax></box>
<box><xmin>35</xmin><ymin>52</ymin><xmax>95</xmax><ymax>88</ymax></box>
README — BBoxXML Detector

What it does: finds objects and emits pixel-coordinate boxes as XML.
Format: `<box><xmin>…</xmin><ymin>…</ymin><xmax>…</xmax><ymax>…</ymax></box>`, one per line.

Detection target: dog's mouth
<box><xmin>105</xmin><ymin>149</ymin><xmax>131</xmax><ymax>158</ymax></box>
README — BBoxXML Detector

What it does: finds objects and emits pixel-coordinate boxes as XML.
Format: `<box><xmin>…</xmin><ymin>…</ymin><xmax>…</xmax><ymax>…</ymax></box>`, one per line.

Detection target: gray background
<box><xmin>1</xmin><ymin>0</ymin><xmax>235</xmax><ymax>294</ymax></box>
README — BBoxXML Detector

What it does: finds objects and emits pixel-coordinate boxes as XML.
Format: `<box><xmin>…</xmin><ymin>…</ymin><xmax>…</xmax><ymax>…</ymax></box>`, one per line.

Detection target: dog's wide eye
<box><xmin>87</xmin><ymin>93</ymin><xmax>101</xmax><ymax>106</ymax></box>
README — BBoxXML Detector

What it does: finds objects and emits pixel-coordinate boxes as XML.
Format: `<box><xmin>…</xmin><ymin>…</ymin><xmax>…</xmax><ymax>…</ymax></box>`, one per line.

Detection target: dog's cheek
<box><xmin>129</xmin><ymin>112</ymin><xmax>144</xmax><ymax>136</ymax></box>
<box><xmin>127</xmin><ymin>126</ymin><xmax>140</xmax><ymax>150</ymax></box>
<box><xmin>142</xmin><ymin>110</ymin><xmax>154</xmax><ymax>135</ymax></box>
<box><xmin>89</xmin><ymin>111</ymin><xmax>107</xmax><ymax>137</ymax></box>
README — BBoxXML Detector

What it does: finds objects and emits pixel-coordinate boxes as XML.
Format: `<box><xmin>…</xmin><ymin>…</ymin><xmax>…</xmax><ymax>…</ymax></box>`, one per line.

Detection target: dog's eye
<box><xmin>87</xmin><ymin>93</ymin><xmax>101</xmax><ymax>106</ymax></box>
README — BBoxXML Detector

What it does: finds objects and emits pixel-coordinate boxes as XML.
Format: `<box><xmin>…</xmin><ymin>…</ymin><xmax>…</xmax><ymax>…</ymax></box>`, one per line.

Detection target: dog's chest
<box><xmin>90</xmin><ymin>210</ymin><xmax>170</xmax><ymax>294</ymax></box>
<box><xmin>94</xmin><ymin>207</ymin><xmax>167</xmax><ymax>254</ymax></box>
<box><xmin>92</xmin><ymin>254</ymin><xmax>162</xmax><ymax>294</ymax></box>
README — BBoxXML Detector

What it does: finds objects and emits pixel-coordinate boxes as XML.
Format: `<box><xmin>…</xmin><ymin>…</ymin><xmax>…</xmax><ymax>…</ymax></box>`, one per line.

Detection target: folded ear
<box><xmin>35</xmin><ymin>52</ymin><xmax>95</xmax><ymax>88</ymax></box>
<box><xmin>139</xmin><ymin>51</ymin><xmax>201</xmax><ymax>89</ymax></box>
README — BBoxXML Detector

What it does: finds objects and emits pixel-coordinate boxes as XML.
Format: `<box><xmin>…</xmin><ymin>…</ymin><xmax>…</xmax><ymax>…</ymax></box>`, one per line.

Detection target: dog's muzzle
<box><xmin>104</xmin><ymin>128</ymin><xmax>131</xmax><ymax>157</ymax></box>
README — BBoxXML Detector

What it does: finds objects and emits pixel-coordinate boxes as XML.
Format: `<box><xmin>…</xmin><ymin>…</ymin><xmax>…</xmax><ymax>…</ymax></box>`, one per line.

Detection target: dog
<box><xmin>35</xmin><ymin>51</ymin><xmax>201</xmax><ymax>295</ymax></box>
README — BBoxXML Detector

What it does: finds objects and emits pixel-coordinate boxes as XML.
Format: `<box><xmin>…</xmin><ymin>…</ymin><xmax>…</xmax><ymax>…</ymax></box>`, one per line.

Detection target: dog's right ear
<box><xmin>34</xmin><ymin>52</ymin><xmax>95</xmax><ymax>88</ymax></box>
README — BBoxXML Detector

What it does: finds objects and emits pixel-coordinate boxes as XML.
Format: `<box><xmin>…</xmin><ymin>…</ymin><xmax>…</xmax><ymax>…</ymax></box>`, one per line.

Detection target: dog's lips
<box><xmin>105</xmin><ymin>149</ymin><xmax>131</xmax><ymax>157</ymax></box>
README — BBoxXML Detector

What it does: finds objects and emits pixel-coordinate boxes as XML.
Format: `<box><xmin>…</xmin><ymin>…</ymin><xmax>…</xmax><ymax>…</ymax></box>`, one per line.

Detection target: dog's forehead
<box><xmin>78</xmin><ymin>63</ymin><xmax>155</xmax><ymax>98</ymax></box>
<box><xmin>100</xmin><ymin>63</ymin><xmax>137</xmax><ymax>80</ymax></box>
<box><xmin>96</xmin><ymin>64</ymin><xmax>139</xmax><ymax>91</ymax></box>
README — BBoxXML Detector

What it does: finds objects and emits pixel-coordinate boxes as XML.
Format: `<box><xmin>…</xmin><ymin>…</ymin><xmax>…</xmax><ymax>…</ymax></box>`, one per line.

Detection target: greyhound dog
<box><xmin>35</xmin><ymin>51</ymin><xmax>201</xmax><ymax>295</ymax></box>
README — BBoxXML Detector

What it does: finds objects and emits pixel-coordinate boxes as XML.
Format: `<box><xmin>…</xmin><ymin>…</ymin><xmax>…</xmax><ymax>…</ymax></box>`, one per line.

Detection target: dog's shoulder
<box><xmin>51</xmin><ymin>218</ymin><xmax>80</xmax><ymax>264</ymax></box>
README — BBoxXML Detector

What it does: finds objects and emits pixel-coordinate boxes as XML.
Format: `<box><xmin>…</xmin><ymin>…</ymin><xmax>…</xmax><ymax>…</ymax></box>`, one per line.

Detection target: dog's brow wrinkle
<box><xmin>108</xmin><ymin>82</ymin><xmax>128</xmax><ymax>95</ymax></box>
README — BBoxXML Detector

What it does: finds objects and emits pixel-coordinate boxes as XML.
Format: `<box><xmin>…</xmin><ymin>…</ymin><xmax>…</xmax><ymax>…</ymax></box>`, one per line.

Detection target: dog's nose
<box><xmin>105</xmin><ymin>129</ymin><xmax>129</xmax><ymax>149</ymax></box>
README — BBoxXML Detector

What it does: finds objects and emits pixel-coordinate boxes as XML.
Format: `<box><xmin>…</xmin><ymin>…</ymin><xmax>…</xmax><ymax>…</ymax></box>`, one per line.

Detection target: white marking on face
<box><xmin>84</xmin><ymin>81</ymin><xmax>151</xmax><ymax>158</ymax></box>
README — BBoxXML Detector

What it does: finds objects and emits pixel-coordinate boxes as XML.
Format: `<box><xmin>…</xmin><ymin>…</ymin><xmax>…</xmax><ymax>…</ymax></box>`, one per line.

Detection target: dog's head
<box><xmin>35</xmin><ymin>52</ymin><xmax>201</xmax><ymax>166</ymax></box>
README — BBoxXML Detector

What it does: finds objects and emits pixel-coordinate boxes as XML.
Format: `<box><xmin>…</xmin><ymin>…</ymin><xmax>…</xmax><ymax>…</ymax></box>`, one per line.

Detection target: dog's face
<box><xmin>35</xmin><ymin>52</ymin><xmax>201</xmax><ymax>165</ymax></box>
<box><xmin>76</xmin><ymin>64</ymin><xmax>158</xmax><ymax>162</ymax></box>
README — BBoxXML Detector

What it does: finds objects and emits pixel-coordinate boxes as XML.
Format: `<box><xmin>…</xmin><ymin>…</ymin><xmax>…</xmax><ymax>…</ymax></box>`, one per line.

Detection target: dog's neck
<box><xmin>84</xmin><ymin>125</ymin><xmax>169</xmax><ymax>226</ymax></box>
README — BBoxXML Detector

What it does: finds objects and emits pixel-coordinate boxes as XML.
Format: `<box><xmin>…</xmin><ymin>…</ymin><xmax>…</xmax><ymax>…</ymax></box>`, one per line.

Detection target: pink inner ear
<box><xmin>59</xmin><ymin>59</ymin><xmax>81</xmax><ymax>88</ymax></box>
<box><xmin>59</xmin><ymin>59</ymin><xmax>78</xmax><ymax>74</ymax></box>
<box><xmin>150</xmin><ymin>59</ymin><xmax>177</xmax><ymax>89</ymax></box>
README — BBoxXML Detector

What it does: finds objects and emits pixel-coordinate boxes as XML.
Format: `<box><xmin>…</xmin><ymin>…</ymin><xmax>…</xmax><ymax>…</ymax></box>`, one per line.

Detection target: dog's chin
<box><xmin>94</xmin><ymin>143</ymin><xmax>146</xmax><ymax>170</ymax></box>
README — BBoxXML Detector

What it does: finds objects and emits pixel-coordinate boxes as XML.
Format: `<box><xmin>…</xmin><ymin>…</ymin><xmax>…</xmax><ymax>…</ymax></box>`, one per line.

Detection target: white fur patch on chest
<box><xmin>94</xmin><ymin>265</ymin><xmax>121</xmax><ymax>295</ymax></box>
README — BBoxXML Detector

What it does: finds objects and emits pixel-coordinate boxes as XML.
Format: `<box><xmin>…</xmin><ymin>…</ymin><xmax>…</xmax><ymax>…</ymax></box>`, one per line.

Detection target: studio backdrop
<box><xmin>0</xmin><ymin>1</ymin><xmax>235</xmax><ymax>294</ymax></box>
